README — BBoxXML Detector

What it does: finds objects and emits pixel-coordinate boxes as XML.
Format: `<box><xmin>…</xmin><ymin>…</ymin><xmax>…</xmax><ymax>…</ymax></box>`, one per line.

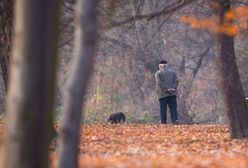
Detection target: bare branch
<box><xmin>107</xmin><ymin>0</ymin><xmax>196</xmax><ymax>29</ymax></box>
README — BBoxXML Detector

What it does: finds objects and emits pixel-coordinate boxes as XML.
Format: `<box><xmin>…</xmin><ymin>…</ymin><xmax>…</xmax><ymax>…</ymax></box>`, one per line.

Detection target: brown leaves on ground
<box><xmin>50</xmin><ymin>124</ymin><xmax>248</xmax><ymax>168</ymax></box>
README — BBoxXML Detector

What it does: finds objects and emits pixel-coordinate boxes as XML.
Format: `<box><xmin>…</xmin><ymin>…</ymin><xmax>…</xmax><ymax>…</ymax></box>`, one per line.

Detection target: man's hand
<box><xmin>167</xmin><ymin>88</ymin><xmax>175</xmax><ymax>94</ymax></box>
<box><xmin>168</xmin><ymin>88</ymin><xmax>175</xmax><ymax>92</ymax></box>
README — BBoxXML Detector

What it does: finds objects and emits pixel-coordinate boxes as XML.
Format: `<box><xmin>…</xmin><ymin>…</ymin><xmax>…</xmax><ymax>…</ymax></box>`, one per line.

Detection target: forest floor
<box><xmin>50</xmin><ymin>124</ymin><xmax>248</xmax><ymax>168</ymax></box>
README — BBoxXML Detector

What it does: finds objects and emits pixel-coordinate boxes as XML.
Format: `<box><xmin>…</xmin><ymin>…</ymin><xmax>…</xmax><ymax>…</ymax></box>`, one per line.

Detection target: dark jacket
<box><xmin>155</xmin><ymin>67</ymin><xmax>179</xmax><ymax>99</ymax></box>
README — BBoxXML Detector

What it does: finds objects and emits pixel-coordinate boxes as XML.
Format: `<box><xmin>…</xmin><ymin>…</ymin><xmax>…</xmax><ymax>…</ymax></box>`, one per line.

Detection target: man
<box><xmin>155</xmin><ymin>60</ymin><xmax>179</xmax><ymax>124</ymax></box>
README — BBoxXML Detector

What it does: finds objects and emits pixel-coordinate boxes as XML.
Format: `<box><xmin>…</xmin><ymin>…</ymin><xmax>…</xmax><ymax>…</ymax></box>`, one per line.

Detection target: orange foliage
<box><xmin>179</xmin><ymin>6</ymin><xmax>248</xmax><ymax>36</ymax></box>
<box><xmin>50</xmin><ymin>124</ymin><xmax>248</xmax><ymax>168</ymax></box>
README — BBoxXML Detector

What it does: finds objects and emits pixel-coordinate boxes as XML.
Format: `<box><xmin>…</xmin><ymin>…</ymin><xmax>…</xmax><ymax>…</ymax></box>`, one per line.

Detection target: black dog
<box><xmin>107</xmin><ymin>112</ymin><xmax>126</xmax><ymax>124</ymax></box>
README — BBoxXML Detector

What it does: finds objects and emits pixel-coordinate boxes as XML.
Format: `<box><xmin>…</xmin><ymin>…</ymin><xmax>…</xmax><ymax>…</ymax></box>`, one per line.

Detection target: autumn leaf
<box><xmin>46</xmin><ymin>124</ymin><xmax>248</xmax><ymax>168</ymax></box>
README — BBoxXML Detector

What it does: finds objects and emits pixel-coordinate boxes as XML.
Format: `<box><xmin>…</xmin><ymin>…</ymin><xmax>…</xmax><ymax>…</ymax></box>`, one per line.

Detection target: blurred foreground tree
<box><xmin>0</xmin><ymin>0</ymin><xmax>13</xmax><ymax>91</ymax></box>
<box><xmin>4</xmin><ymin>0</ymin><xmax>60</xmax><ymax>168</ymax></box>
<box><xmin>58</xmin><ymin>0</ymin><xmax>97</xmax><ymax>168</ymax></box>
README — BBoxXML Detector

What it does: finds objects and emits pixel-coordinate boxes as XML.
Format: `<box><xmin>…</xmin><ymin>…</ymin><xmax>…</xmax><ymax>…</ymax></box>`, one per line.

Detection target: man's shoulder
<box><xmin>156</xmin><ymin>68</ymin><xmax>170</xmax><ymax>74</ymax></box>
<box><xmin>156</xmin><ymin>68</ymin><xmax>177</xmax><ymax>75</ymax></box>
<box><xmin>167</xmin><ymin>68</ymin><xmax>176</xmax><ymax>74</ymax></box>
<box><xmin>155</xmin><ymin>70</ymin><xmax>161</xmax><ymax>74</ymax></box>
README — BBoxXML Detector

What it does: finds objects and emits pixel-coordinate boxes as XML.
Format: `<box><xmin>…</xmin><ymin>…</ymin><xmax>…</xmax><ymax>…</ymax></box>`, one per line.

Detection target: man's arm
<box><xmin>172</xmin><ymin>72</ymin><xmax>179</xmax><ymax>89</ymax></box>
<box><xmin>155</xmin><ymin>72</ymin><xmax>164</xmax><ymax>88</ymax></box>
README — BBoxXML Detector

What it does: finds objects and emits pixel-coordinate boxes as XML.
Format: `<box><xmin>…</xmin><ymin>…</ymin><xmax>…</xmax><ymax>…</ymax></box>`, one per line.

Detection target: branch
<box><xmin>107</xmin><ymin>0</ymin><xmax>196</xmax><ymax>29</ymax></box>
<box><xmin>192</xmin><ymin>47</ymin><xmax>210</xmax><ymax>77</ymax></box>
<box><xmin>98</xmin><ymin>35</ymin><xmax>133</xmax><ymax>49</ymax></box>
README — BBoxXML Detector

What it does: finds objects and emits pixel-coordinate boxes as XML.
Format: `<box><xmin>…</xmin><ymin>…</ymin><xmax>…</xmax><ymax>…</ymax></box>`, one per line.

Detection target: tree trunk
<box><xmin>0</xmin><ymin>0</ymin><xmax>13</xmax><ymax>91</ymax></box>
<box><xmin>217</xmin><ymin>0</ymin><xmax>248</xmax><ymax>138</ymax></box>
<box><xmin>129</xmin><ymin>0</ymin><xmax>147</xmax><ymax>120</ymax></box>
<box><xmin>58</xmin><ymin>0</ymin><xmax>97</xmax><ymax>168</ymax></box>
<box><xmin>4</xmin><ymin>0</ymin><xmax>60</xmax><ymax>167</ymax></box>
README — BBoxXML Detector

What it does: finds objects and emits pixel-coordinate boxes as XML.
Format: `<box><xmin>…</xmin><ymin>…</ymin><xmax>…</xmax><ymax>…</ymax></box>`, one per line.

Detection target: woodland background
<box><xmin>57</xmin><ymin>0</ymin><xmax>248</xmax><ymax>124</ymax></box>
<box><xmin>1</xmin><ymin>0</ymin><xmax>248</xmax><ymax>124</ymax></box>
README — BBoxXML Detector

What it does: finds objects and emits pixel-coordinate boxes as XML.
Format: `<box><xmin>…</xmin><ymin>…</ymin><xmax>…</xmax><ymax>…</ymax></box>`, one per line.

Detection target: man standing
<box><xmin>155</xmin><ymin>60</ymin><xmax>179</xmax><ymax>124</ymax></box>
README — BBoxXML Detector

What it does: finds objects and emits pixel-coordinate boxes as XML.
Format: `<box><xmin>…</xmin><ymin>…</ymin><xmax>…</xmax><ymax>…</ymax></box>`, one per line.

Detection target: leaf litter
<box><xmin>45</xmin><ymin>124</ymin><xmax>248</xmax><ymax>167</ymax></box>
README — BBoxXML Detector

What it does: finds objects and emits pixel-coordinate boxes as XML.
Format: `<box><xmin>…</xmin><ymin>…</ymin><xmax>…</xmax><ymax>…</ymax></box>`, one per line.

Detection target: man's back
<box><xmin>156</xmin><ymin>68</ymin><xmax>177</xmax><ymax>89</ymax></box>
<box><xmin>155</xmin><ymin>67</ymin><xmax>179</xmax><ymax>99</ymax></box>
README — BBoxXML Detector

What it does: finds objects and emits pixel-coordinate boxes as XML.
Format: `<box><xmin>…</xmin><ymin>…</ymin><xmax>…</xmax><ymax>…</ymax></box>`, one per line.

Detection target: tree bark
<box><xmin>58</xmin><ymin>0</ymin><xmax>97</xmax><ymax>168</ymax></box>
<box><xmin>217</xmin><ymin>0</ymin><xmax>248</xmax><ymax>138</ymax></box>
<box><xmin>4</xmin><ymin>0</ymin><xmax>60</xmax><ymax>167</ymax></box>
<box><xmin>0</xmin><ymin>0</ymin><xmax>13</xmax><ymax>91</ymax></box>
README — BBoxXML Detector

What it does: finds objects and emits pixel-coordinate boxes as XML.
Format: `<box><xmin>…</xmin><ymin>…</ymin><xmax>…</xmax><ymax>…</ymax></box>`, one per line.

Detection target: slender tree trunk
<box><xmin>4</xmin><ymin>0</ymin><xmax>60</xmax><ymax>168</ymax></box>
<box><xmin>130</xmin><ymin>0</ymin><xmax>146</xmax><ymax>120</ymax></box>
<box><xmin>217</xmin><ymin>0</ymin><xmax>248</xmax><ymax>138</ymax></box>
<box><xmin>58</xmin><ymin>0</ymin><xmax>97</xmax><ymax>167</ymax></box>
